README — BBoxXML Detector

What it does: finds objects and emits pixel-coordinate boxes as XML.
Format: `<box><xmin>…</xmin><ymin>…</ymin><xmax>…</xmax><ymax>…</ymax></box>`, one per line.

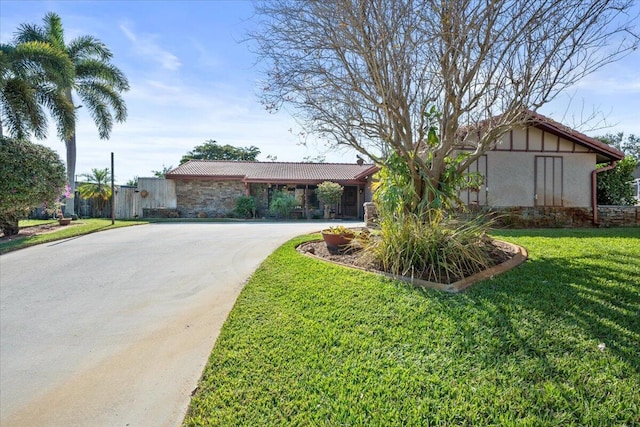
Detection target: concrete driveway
<box><xmin>0</xmin><ymin>221</ymin><xmax>351</xmax><ymax>426</ymax></box>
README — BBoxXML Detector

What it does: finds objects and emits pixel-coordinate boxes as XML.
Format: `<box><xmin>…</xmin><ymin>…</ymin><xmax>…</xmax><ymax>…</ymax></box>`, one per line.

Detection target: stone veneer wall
<box><xmin>143</xmin><ymin>207</ymin><xmax>179</xmax><ymax>218</ymax></box>
<box><xmin>363</xmin><ymin>202</ymin><xmax>639</xmax><ymax>228</ymax></box>
<box><xmin>175</xmin><ymin>179</ymin><xmax>245</xmax><ymax>218</ymax></box>
<box><xmin>488</xmin><ymin>206</ymin><xmax>639</xmax><ymax>228</ymax></box>
<box><xmin>597</xmin><ymin>206</ymin><xmax>640</xmax><ymax>227</ymax></box>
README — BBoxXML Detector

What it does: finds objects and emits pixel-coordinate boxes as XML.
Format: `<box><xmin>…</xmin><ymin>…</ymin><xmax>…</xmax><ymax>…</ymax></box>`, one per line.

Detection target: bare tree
<box><xmin>252</xmin><ymin>0</ymin><xmax>638</xmax><ymax>213</ymax></box>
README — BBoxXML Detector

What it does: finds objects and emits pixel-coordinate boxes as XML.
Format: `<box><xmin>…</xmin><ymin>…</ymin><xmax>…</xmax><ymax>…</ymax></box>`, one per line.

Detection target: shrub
<box><xmin>269</xmin><ymin>190</ymin><xmax>296</xmax><ymax>218</ymax></box>
<box><xmin>315</xmin><ymin>181</ymin><xmax>343</xmax><ymax>207</ymax></box>
<box><xmin>597</xmin><ymin>156</ymin><xmax>636</xmax><ymax>205</ymax></box>
<box><xmin>0</xmin><ymin>137</ymin><xmax>66</xmax><ymax>236</ymax></box>
<box><xmin>234</xmin><ymin>196</ymin><xmax>256</xmax><ymax>218</ymax></box>
<box><xmin>364</xmin><ymin>211</ymin><xmax>493</xmax><ymax>284</ymax></box>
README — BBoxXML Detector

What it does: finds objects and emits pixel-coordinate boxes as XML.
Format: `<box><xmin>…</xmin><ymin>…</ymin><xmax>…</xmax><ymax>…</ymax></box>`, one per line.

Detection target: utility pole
<box><xmin>111</xmin><ymin>152</ymin><xmax>115</xmax><ymax>225</ymax></box>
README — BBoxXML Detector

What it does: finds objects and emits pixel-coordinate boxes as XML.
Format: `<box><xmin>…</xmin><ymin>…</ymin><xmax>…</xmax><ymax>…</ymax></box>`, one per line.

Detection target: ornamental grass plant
<box><xmin>364</xmin><ymin>210</ymin><xmax>493</xmax><ymax>283</ymax></box>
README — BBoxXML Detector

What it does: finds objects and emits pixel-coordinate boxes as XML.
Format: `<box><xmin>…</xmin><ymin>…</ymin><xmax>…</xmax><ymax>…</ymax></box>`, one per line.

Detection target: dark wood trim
<box><xmin>535</xmin><ymin>155</ymin><xmax>564</xmax><ymax>207</ymax></box>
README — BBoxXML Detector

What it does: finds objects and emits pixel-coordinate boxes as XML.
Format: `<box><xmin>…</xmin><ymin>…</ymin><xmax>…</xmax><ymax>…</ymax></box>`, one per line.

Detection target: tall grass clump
<box><xmin>365</xmin><ymin>211</ymin><xmax>493</xmax><ymax>283</ymax></box>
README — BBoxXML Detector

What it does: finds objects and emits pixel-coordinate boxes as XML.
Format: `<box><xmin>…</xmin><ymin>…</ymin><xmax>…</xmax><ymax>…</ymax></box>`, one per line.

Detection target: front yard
<box><xmin>185</xmin><ymin>228</ymin><xmax>639</xmax><ymax>426</ymax></box>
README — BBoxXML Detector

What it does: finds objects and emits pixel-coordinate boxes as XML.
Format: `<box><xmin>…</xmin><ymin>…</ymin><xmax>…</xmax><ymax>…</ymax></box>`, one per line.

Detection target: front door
<box><xmin>342</xmin><ymin>186</ymin><xmax>358</xmax><ymax>218</ymax></box>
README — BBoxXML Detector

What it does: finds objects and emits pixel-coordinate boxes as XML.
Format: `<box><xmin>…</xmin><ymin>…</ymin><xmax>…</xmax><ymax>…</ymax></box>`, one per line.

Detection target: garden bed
<box><xmin>298</xmin><ymin>232</ymin><xmax>527</xmax><ymax>292</ymax></box>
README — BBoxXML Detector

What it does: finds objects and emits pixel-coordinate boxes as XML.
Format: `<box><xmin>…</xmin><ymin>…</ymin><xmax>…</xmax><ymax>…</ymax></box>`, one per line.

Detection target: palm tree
<box><xmin>15</xmin><ymin>12</ymin><xmax>129</xmax><ymax>215</ymax></box>
<box><xmin>77</xmin><ymin>168</ymin><xmax>112</xmax><ymax>217</ymax></box>
<box><xmin>0</xmin><ymin>40</ymin><xmax>75</xmax><ymax>140</ymax></box>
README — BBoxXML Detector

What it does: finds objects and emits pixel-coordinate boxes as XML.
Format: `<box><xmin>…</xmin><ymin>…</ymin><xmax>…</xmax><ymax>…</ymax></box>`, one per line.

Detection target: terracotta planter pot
<box><xmin>321</xmin><ymin>232</ymin><xmax>354</xmax><ymax>249</ymax></box>
<box><xmin>58</xmin><ymin>218</ymin><xmax>72</xmax><ymax>226</ymax></box>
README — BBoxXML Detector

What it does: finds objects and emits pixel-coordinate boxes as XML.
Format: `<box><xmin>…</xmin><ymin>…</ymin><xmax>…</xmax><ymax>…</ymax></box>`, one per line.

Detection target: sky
<box><xmin>1</xmin><ymin>0</ymin><xmax>639</xmax><ymax>184</ymax></box>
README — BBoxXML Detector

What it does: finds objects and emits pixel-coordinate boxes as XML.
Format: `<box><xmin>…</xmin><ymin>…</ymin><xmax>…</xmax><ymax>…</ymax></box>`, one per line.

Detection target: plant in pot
<box><xmin>315</xmin><ymin>181</ymin><xmax>343</xmax><ymax>219</ymax></box>
<box><xmin>321</xmin><ymin>225</ymin><xmax>356</xmax><ymax>249</ymax></box>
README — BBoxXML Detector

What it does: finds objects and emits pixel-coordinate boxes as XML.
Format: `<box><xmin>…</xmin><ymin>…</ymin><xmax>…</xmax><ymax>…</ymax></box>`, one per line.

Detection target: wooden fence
<box><xmin>67</xmin><ymin>178</ymin><xmax>177</xmax><ymax>219</ymax></box>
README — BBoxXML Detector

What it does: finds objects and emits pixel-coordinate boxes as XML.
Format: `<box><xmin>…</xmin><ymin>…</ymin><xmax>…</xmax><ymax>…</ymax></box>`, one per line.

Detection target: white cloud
<box><xmin>189</xmin><ymin>38</ymin><xmax>224</xmax><ymax>70</ymax></box>
<box><xmin>119</xmin><ymin>22</ymin><xmax>181</xmax><ymax>71</ymax></box>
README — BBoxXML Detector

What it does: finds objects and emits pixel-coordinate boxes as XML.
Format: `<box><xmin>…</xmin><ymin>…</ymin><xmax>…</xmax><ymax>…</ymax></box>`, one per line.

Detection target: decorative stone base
<box><xmin>363</xmin><ymin>202</ymin><xmax>377</xmax><ymax>227</ymax></box>
<box><xmin>597</xmin><ymin>205</ymin><xmax>640</xmax><ymax>227</ymax></box>
<box><xmin>363</xmin><ymin>203</ymin><xmax>639</xmax><ymax>228</ymax></box>
<box><xmin>489</xmin><ymin>206</ymin><xmax>639</xmax><ymax>228</ymax></box>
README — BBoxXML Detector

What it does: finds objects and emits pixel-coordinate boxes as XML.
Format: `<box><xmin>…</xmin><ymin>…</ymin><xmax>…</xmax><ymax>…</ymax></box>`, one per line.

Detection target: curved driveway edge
<box><xmin>0</xmin><ymin>222</ymin><xmax>353</xmax><ymax>426</ymax></box>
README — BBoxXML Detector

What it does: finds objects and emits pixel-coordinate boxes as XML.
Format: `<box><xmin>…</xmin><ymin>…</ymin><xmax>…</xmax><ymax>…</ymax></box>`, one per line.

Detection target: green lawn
<box><xmin>185</xmin><ymin>228</ymin><xmax>640</xmax><ymax>426</ymax></box>
<box><xmin>0</xmin><ymin>219</ymin><xmax>148</xmax><ymax>254</ymax></box>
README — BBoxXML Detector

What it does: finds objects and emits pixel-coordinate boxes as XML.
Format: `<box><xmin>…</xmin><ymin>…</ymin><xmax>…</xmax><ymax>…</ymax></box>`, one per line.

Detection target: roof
<box><xmin>166</xmin><ymin>161</ymin><xmax>378</xmax><ymax>184</ymax></box>
<box><xmin>459</xmin><ymin>110</ymin><xmax>625</xmax><ymax>162</ymax></box>
<box><xmin>524</xmin><ymin>110</ymin><xmax>625</xmax><ymax>162</ymax></box>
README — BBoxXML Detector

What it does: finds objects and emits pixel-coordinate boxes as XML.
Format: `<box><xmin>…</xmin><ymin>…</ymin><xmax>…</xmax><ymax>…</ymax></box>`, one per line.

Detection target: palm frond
<box><xmin>35</xmin><ymin>83</ymin><xmax>75</xmax><ymax>140</ymax></box>
<box><xmin>75</xmin><ymin>59</ymin><xmax>130</xmax><ymax>91</ymax></box>
<box><xmin>67</xmin><ymin>35</ymin><xmax>112</xmax><ymax>61</ymax></box>
<box><xmin>42</xmin><ymin>12</ymin><xmax>66</xmax><ymax>50</ymax></box>
<box><xmin>77</xmin><ymin>79</ymin><xmax>128</xmax><ymax>123</ymax></box>
<box><xmin>76</xmin><ymin>84</ymin><xmax>113</xmax><ymax>139</ymax></box>
<box><xmin>1</xmin><ymin>77</ymin><xmax>47</xmax><ymax>139</ymax></box>
<box><xmin>13</xmin><ymin>23</ymin><xmax>46</xmax><ymax>44</ymax></box>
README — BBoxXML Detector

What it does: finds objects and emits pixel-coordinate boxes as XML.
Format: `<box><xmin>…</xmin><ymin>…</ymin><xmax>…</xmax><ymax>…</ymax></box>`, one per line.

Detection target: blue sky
<box><xmin>1</xmin><ymin>0</ymin><xmax>638</xmax><ymax>184</ymax></box>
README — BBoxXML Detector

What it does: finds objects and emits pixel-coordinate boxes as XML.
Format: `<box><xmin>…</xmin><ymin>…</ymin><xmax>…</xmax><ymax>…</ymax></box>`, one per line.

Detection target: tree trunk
<box><xmin>0</xmin><ymin>213</ymin><xmax>20</xmax><ymax>236</ymax></box>
<box><xmin>65</xmin><ymin>132</ymin><xmax>77</xmax><ymax>216</ymax></box>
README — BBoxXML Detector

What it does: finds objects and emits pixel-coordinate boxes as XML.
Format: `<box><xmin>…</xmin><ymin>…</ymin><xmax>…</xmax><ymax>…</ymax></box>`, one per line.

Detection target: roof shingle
<box><xmin>166</xmin><ymin>161</ymin><xmax>377</xmax><ymax>183</ymax></box>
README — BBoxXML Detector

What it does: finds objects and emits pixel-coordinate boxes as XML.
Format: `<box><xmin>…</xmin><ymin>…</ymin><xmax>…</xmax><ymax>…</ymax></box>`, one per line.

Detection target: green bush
<box><xmin>364</xmin><ymin>211</ymin><xmax>493</xmax><ymax>284</ymax></box>
<box><xmin>234</xmin><ymin>196</ymin><xmax>256</xmax><ymax>218</ymax></box>
<box><xmin>0</xmin><ymin>137</ymin><xmax>66</xmax><ymax>236</ymax></box>
<box><xmin>315</xmin><ymin>181</ymin><xmax>343</xmax><ymax>207</ymax></box>
<box><xmin>597</xmin><ymin>156</ymin><xmax>636</xmax><ymax>205</ymax></box>
<box><xmin>269</xmin><ymin>190</ymin><xmax>296</xmax><ymax>218</ymax></box>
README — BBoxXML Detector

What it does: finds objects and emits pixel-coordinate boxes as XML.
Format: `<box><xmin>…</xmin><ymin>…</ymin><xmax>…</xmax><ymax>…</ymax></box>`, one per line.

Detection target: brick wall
<box><xmin>175</xmin><ymin>180</ymin><xmax>245</xmax><ymax>218</ymax></box>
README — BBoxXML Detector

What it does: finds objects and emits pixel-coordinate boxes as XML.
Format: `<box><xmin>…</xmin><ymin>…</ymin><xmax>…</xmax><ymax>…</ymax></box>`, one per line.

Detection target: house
<box><xmin>164</xmin><ymin>161</ymin><xmax>377</xmax><ymax>219</ymax></box>
<box><xmin>457</xmin><ymin>111</ymin><xmax>626</xmax><ymax>225</ymax></box>
<box><xmin>138</xmin><ymin>112</ymin><xmax>631</xmax><ymax>225</ymax></box>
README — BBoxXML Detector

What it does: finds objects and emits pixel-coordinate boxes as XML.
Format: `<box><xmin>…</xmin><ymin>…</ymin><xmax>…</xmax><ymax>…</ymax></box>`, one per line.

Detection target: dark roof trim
<box><xmin>168</xmin><ymin>174</ymin><xmax>245</xmax><ymax>181</ymax></box>
<box><xmin>245</xmin><ymin>178</ymin><xmax>367</xmax><ymax>185</ymax></box>
<box><xmin>526</xmin><ymin>111</ymin><xmax>624</xmax><ymax>161</ymax></box>
<box><xmin>354</xmin><ymin>165</ymin><xmax>379</xmax><ymax>180</ymax></box>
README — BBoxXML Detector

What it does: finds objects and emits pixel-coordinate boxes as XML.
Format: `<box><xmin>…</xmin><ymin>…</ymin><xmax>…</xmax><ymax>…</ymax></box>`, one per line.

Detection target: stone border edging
<box><xmin>299</xmin><ymin>238</ymin><xmax>528</xmax><ymax>293</ymax></box>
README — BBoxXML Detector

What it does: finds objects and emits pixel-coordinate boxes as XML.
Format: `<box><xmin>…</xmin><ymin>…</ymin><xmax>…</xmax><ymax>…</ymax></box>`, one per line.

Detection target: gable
<box><xmin>492</xmin><ymin>122</ymin><xmax>623</xmax><ymax>162</ymax></box>
<box><xmin>460</xmin><ymin>111</ymin><xmax>624</xmax><ymax>163</ymax></box>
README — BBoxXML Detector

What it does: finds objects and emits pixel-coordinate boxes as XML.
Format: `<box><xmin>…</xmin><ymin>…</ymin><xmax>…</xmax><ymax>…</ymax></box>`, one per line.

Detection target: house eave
<box><xmin>166</xmin><ymin>174</ymin><xmax>246</xmax><ymax>181</ymax></box>
<box><xmin>528</xmin><ymin>114</ymin><xmax>625</xmax><ymax>162</ymax></box>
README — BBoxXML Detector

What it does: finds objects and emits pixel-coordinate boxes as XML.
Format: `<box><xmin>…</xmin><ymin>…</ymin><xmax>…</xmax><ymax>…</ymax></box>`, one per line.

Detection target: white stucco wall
<box><xmin>485</xmin><ymin>151</ymin><xmax>595</xmax><ymax>207</ymax></box>
<box><xmin>465</xmin><ymin>126</ymin><xmax>599</xmax><ymax>208</ymax></box>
